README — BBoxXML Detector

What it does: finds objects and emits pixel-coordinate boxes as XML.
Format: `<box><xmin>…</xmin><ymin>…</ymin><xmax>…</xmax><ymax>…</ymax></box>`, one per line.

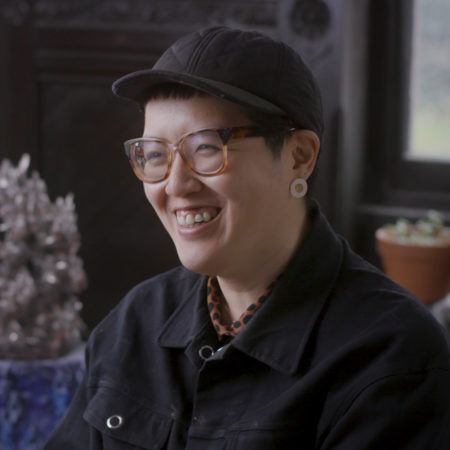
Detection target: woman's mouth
<box><xmin>175</xmin><ymin>207</ymin><xmax>221</xmax><ymax>227</ymax></box>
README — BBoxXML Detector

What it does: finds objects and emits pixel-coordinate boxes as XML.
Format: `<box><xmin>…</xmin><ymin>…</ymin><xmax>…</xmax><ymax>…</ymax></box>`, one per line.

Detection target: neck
<box><xmin>217</xmin><ymin>206</ymin><xmax>310</xmax><ymax>322</ymax></box>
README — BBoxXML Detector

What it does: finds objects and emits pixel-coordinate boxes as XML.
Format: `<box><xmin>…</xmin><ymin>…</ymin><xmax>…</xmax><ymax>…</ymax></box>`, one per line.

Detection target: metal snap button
<box><xmin>106</xmin><ymin>415</ymin><xmax>123</xmax><ymax>429</ymax></box>
<box><xmin>198</xmin><ymin>345</ymin><xmax>215</xmax><ymax>360</ymax></box>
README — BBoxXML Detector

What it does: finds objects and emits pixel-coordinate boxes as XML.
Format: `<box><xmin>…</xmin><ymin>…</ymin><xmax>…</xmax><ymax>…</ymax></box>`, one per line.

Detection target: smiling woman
<box><xmin>44</xmin><ymin>26</ymin><xmax>450</xmax><ymax>450</ymax></box>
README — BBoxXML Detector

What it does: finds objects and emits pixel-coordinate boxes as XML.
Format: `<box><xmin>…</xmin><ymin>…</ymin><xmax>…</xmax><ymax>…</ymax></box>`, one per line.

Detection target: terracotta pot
<box><xmin>376</xmin><ymin>229</ymin><xmax>450</xmax><ymax>305</ymax></box>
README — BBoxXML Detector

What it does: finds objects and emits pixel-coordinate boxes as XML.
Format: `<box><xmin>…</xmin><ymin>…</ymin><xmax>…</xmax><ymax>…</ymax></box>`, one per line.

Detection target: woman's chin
<box><xmin>176</xmin><ymin>246</ymin><xmax>223</xmax><ymax>275</ymax></box>
<box><xmin>174</xmin><ymin>236</ymin><xmax>224</xmax><ymax>275</ymax></box>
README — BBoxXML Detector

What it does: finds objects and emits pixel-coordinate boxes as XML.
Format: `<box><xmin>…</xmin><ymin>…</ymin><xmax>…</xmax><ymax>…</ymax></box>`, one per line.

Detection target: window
<box><xmin>409</xmin><ymin>0</ymin><xmax>450</xmax><ymax>162</ymax></box>
<box><xmin>365</xmin><ymin>0</ymin><xmax>450</xmax><ymax>209</ymax></box>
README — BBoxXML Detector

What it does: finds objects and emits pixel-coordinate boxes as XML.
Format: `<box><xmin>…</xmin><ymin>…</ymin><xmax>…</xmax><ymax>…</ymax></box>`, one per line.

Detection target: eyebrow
<box><xmin>140</xmin><ymin>126</ymin><xmax>228</xmax><ymax>141</ymax></box>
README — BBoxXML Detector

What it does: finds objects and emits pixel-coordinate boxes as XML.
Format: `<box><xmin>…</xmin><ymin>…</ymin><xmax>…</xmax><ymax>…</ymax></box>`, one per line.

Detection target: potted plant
<box><xmin>376</xmin><ymin>210</ymin><xmax>450</xmax><ymax>305</ymax></box>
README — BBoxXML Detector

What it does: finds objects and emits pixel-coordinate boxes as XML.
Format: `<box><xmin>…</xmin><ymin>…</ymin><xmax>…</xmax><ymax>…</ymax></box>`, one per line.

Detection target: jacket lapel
<box><xmin>157</xmin><ymin>200</ymin><xmax>343</xmax><ymax>376</ymax></box>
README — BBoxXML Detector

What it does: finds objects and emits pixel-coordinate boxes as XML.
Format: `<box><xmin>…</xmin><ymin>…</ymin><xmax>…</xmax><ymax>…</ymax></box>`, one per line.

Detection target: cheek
<box><xmin>143</xmin><ymin>184</ymin><xmax>156</xmax><ymax>207</ymax></box>
<box><xmin>221</xmin><ymin>170</ymin><xmax>282</xmax><ymax>224</ymax></box>
<box><xmin>143</xmin><ymin>184</ymin><xmax>167</xmax><ymax>221</ymax></box>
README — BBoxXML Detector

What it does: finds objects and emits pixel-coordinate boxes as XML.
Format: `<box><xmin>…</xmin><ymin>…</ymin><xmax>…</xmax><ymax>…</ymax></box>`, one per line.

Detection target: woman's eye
<box><xmin>144</xmin><ymin>151</ymin><xmax>167</xmax><ymax>166</ymax></box>
<box><xmin>147</xmin><ymin>151</ymin><xmax>163</xmax><ymax>159</ymax></box>
<box><xmin>195</xmin><ymin>144</ymin><xmax>221</xmax><ymax>153</ymax></box>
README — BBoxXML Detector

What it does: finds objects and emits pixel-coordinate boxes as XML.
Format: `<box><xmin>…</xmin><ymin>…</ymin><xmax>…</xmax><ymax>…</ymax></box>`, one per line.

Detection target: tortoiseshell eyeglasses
<box><xmin>124</xmin><ymin>126</ymin><xmax>295</xmax><ymax>183</ymax></box>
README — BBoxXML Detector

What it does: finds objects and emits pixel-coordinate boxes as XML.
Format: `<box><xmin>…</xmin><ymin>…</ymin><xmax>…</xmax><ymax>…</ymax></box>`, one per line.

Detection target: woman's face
<box><xmin>142</xmin><ymin>95</ymin><xmax>304</xmax><ymax>278</ymax></box>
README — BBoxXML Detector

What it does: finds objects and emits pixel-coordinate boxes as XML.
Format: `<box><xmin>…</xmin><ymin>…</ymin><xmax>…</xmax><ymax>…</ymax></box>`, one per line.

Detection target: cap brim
<box><xmin>112</xmin><ymin>69</ymin><xmax>287</xmax><ymax>117</ymax></box>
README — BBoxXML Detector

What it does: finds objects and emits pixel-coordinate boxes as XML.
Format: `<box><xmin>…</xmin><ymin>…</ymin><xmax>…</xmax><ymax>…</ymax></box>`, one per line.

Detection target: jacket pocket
<box><xmin>228</xmin><ymin>424</ymin><xmax>312</xmax><ymax>450</ymax></box>
<box><xmin>83</xmin><ymin>386</ymin><xmax>172</xmax><ymax>450</ymax></box>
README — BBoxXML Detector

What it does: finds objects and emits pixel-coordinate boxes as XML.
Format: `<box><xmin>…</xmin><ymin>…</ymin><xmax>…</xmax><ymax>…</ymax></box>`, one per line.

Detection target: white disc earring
<box><xmin>290</xmin><ymin>178</ymin><xmax>308</xmax><ymax>198</ymax></box>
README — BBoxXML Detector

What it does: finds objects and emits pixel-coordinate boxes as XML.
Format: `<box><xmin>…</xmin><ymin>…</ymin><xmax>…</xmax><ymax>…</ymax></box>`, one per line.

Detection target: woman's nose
<box><xmin>164</xmin><ymin>153</ymin><xmax>202</xmax><ymax>197</ymax></box>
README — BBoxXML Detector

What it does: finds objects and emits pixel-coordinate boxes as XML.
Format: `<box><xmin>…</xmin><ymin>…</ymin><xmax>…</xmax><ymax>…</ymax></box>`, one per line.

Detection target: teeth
<box><xmin>176</xmin><ymin>209</ymin><xmax>218</xmax><ymax>226</ymax></box>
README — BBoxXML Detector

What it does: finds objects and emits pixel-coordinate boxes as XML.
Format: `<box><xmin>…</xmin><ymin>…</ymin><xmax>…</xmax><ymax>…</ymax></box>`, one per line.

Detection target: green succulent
<box><xmin>385</xmin><ymin>210</ymin><xmax>449</xmax><ymax>245</ymax></box>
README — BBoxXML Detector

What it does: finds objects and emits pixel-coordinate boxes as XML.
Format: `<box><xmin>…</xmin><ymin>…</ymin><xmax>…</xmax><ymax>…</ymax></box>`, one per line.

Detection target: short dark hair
<box><xmin>142</xmin><ymin>83</ymin><xmax>294</xmax><ymax>157</ymax></box>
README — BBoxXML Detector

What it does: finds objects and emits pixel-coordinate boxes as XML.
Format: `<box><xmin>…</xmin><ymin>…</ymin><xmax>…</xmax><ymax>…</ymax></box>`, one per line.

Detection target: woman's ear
<box><xmin>290</xmin><ymin>130</ymin><xmax>320</xmax><ymax>178</ymax></box>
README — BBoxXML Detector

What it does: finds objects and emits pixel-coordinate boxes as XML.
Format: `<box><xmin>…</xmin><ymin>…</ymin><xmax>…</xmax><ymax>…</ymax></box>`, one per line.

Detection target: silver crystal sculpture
<box><xmin>0</xmin><ymin>154</ymin><xmax>87</xmax><ymax>359</ymax></box>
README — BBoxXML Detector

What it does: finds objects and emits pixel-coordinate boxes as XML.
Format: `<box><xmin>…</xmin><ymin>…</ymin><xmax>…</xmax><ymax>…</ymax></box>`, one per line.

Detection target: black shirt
<box><xmin>45</xmin><ymin>201</ymin><xmax>450</xmax><ymax>449</ymax></box>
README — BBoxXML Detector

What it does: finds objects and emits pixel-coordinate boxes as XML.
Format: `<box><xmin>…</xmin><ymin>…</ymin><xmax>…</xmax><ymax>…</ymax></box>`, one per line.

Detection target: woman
<box><xmin>45</xmin><ymin>26</ymin><xmax>450</xmax><ymax>450</ymax></box>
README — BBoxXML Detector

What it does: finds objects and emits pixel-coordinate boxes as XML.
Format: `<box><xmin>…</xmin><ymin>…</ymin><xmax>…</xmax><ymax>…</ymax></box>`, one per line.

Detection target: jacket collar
<box><xmin>156</xmin><ymin>273</ymin><xmax>208</xmax><ymax>348</ymax></box>
<box><xmin>158</xmin><ymin>199</ymin><xmax>343</xmax><ymax>375</ymax></box>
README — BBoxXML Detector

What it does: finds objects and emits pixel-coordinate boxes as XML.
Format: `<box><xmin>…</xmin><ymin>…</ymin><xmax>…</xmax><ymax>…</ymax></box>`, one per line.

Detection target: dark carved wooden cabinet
<box><xmin>0</xmin><ymin>0</ymin><xmax>344</xmax><ymax>329</ymax></box>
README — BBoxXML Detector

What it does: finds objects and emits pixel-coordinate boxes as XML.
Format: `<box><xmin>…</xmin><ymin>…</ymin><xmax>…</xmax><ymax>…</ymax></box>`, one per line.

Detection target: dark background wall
<box><xmin>2</xmin><ymin>0</ymin><xmax>447</xmax><ymax>331</ymax></box>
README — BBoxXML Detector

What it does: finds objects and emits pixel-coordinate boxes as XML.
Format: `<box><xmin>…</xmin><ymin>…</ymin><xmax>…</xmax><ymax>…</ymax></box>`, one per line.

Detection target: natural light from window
<box><xmin>409</xmin><ymin>0</ymin><xmax>450</xmax><ymax>161</ymax></box>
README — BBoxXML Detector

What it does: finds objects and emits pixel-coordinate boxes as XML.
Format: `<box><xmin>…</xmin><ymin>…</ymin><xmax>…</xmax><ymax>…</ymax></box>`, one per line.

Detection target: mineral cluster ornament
<box><xmin>0</xmin><ymin>154</ymin><xmax>87</xmax><ymax>359</ymax></box>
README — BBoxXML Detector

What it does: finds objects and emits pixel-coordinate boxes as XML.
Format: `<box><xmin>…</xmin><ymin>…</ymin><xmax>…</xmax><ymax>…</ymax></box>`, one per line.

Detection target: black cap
<box><xmin>112</xmin><ymin>26</ymin><xmax>324</xmax><ymax>137</ymax></box>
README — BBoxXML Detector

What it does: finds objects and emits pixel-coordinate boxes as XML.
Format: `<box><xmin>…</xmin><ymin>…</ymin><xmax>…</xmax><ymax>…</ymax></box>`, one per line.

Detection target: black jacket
<box><xmin>45</xmin><ymin>204</ymin><xmax>450</xmax><ymax>449</ymax></box>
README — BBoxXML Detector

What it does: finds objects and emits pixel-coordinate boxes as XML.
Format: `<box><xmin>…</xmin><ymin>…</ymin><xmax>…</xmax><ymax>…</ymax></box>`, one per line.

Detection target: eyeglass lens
<box><xmin>129</xmin><ymin>130</ymin><xmax>225</xmax><ymax>181</ymax></box>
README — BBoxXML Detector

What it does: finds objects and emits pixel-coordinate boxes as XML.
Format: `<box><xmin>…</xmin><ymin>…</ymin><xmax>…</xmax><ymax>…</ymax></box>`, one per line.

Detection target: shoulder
<box><xmin>313</xmin><ymin>240</ymin><xmax>450</xmax><ymax>433</ymax></box>
<box><xmin>85</xmin><ymin>266</ymin><xmax>204</xmax><ymax>365</ymax></box>
<box><xmin>112</xmin><ymin>265</ymin><xmax>203</xmax><ymax>316</ymax></box>
<box><xmin>319</xmin><ymin>238</ymin><xmax>450</xmax><ymax>373</ymax></box>
<box><xmin>100</xmin><ymin>265</ymin><xmax>201</xmax><ymax>321</ymax></box>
